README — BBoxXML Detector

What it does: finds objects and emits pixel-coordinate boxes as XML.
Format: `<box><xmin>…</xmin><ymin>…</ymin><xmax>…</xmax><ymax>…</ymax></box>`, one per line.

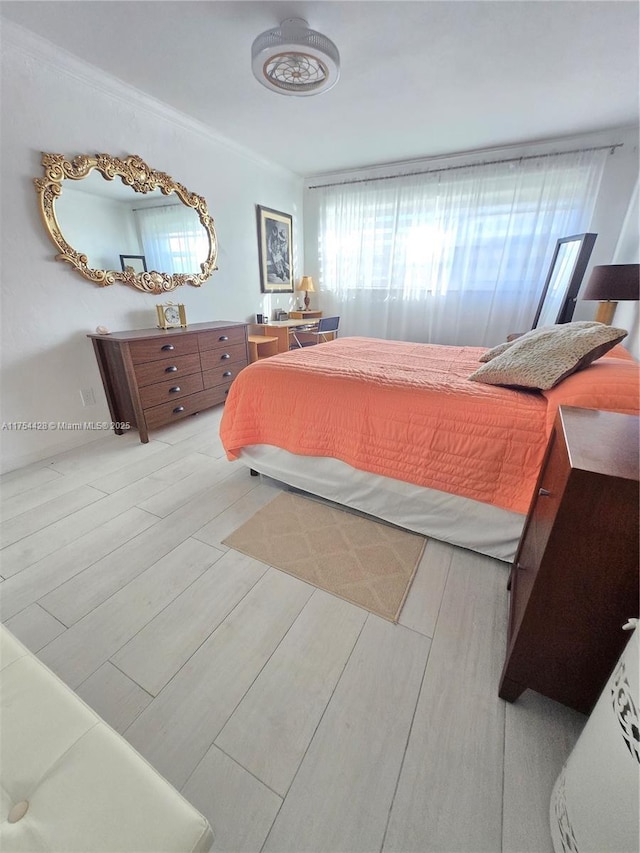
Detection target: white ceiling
<box><xmin>2</xmin><ymin>1</ymin><xmax>638</xmax><ymax>176</ymax></box>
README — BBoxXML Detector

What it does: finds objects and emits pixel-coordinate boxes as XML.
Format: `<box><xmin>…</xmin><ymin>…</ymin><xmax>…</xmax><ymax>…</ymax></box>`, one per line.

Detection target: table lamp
<box><xmin>296</xmin><ymin>275</ymin><xmax>316</xmax><ymax>311</ymax></box>
<box><xmin>582</xmin><ymin>264</ymin><xmax>640</xmax><ymax>324</ymax></box>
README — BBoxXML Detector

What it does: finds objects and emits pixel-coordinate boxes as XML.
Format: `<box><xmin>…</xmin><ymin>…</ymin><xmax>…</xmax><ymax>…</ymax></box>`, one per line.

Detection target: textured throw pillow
<box><xmin>478</xmin><ymin>322</ymin><xmax>601</xmax><ymax>363</ymax></box>
<box><xmin>469</xmin><ymin>323</ymin><xmax>628</xmax><ymax>390</ymax></box>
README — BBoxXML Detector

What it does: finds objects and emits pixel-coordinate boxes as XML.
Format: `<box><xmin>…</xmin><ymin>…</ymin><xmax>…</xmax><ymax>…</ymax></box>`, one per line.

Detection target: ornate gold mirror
<box><xmin>34</xmin><ymin>153</ymin><xmax>218</xmax><ymax>294</ymax></box>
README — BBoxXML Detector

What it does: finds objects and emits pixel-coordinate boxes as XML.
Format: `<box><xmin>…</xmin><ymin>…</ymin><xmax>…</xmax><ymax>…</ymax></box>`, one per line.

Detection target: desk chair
<box><xmin>291</xmin><ymin>316</ymin><xmax>340</xmax><ymax>348</ymax></box>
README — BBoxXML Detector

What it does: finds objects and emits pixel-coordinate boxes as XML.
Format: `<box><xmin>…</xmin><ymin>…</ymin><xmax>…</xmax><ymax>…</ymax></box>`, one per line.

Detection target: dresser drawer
<box><xmin>129</xmin><ymin>336</ymin><xmax>199</xmax><ymax>364</ymax></box>
<box><xmin>139</xmin><ymin>373</ymin><xmax>204</xmax><ymax>409</ymax></box>
<box><xmin>200</xmin><ymin>343</ymin><xmax>247</xmax><ymax>371</ymax></box>
<box><xmin>198</xmin><ymin>327</ymin><xmax>246</xmax><ymax>351</ymax></box>
<box><xmin>134</xmin><ymin>353</ymin><xmax>201</xmax><ymax>388</ymax></box>
<box><xmin>202</xmin><ymin>362</ymin><xmax>245</xmax><ymax>389</ymax></box>
<box><xmin>144</xmin><ymin>386</ymin><xmax>232</xmax><ymax>430</ymax></box>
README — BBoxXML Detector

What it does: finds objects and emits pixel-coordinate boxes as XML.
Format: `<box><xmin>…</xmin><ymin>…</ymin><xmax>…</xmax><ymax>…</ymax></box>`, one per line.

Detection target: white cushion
<box><xmin>0</xmin><ymin>627</ymin><xmax>213</xmax><ymax>853</ymax></box>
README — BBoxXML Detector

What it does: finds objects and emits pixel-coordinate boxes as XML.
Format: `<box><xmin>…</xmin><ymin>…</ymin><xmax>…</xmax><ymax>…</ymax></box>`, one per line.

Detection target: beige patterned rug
<box><xmin>222</xmin><ymin>492</ymin><xmax>426</xmax><ymax>622</ymax></box>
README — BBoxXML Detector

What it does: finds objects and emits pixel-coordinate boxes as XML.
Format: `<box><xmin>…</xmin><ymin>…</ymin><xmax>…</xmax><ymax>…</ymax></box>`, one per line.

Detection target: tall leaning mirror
<box><xmin>34</xmin><ymin>153</ymin><xmax>218</xmax><ymax>294</ymax></box>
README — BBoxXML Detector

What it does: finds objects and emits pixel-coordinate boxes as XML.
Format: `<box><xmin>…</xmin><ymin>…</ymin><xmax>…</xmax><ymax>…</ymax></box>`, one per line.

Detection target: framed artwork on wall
<box><xmin>256</xmin><ymin>205</ymin><xmax>293</xmax><ymax>293</ymax></box>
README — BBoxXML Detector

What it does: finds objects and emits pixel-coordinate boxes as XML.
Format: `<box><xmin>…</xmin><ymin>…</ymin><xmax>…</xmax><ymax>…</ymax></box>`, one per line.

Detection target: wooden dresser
<box><xmin>88</xmin><ymin>321</ymin><xmax>248</xmax><ymax>443</ymax></box>
<box><xmin>499</xmin><ymin>406</ymin><xmax>639</xmax><ymax>714</ymax></box>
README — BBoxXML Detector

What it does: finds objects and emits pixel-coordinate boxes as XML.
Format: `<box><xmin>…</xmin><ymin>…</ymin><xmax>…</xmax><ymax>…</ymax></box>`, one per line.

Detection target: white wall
<box><xmin>611</xmin><ymin>180</ymin><xmax>639</xmax><ymax>358</ymax></box>
<box><xmin>0</xmin><ymin>23</ymin><xmax>304</xmax><ymax>471</ymax></box>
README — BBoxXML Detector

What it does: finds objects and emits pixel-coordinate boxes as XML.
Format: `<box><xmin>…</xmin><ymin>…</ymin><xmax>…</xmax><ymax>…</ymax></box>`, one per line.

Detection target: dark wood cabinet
<box><xmin>88</xmin><ymin>321</ymin><xmax>248</xmax><ymax>443</ymax></box>
<box><xmin>499</xmin><ymin>406</ymin><xmax>639</xmax><ymax>714</ymax></box>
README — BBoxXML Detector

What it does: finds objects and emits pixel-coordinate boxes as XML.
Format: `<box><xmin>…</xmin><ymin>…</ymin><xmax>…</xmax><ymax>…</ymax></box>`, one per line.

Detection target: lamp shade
<box><xmin>582</xmin><ymin>264</ymin><xmax>640</xmax><ymax>302</ymax></box>
<box><xmin>296</xmin><ymin>275</ymin><xmax>316</xmax><ymax>293</ymax></box>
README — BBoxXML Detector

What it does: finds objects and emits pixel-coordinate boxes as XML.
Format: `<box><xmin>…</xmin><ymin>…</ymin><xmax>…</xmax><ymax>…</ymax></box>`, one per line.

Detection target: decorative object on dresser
<box><xmin>34</xmin><ymin>152</ymin><xmax>217</xmax><ymax>293</ymax></box>
<box><xmin>296</xmin><ymin>275</ymin><xmax>316</xmax><ymax>310</ymax></box>
<box><xmin>88</xmin><ymin>321</ymin><xmax>248</xmax><ymax>443</ymax></box>
<box><xmin>156</xmin><ymin>302</ymin><xmax>187</xmax><ymax>329</ymax></box>
<box><xmin>581</xmin><ymin>263</ymin><xmax>640</xmax><ymax>325</ymax></box>
<box><xmin>120</xmin><ymin>254</ymin><xmax>147</xmax><ymax>274</ymax></box>
<box><xmin>256</xmin><ymin>205</ymin><xmax>293</xmax><ymax>293</ymax></box>
<box><xmin>499</xmin><ymin>406</ymin><xmax>639</xmax><ymax>714</ymax></box>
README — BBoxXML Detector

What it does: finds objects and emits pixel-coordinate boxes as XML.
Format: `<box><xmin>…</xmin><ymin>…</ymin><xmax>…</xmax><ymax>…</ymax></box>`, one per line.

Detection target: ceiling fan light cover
<box><xmin>251</xmin><ymin>18</ymin><xmax>340</xmax><ymax>96</ymax></box>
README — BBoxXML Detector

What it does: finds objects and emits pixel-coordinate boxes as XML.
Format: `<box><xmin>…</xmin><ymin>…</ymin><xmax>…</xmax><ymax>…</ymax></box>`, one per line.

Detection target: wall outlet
<box><xmin>80</xmin><ymin>388</ymin><xmax>96</xmax><ymax>406</ymax></box>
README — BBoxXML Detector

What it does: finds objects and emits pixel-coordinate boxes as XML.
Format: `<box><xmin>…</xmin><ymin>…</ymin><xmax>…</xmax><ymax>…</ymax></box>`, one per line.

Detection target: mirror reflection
<box><xmin>56</xmin><ymin>173</ymin><xmax>210</xmax><ymax>276</ymax></box>
<box><xmin>34</xmin><ymin>152</ymin><xmax>218</xmax><ymax>294</ymax></box>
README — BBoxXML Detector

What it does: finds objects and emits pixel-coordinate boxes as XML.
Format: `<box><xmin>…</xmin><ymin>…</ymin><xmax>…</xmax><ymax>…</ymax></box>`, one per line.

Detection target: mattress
<box><xmin>220</xmin><ymin>338</ymin><xmax>639</xmax><ymax>562</ymax></box>
<box><xmin>238</xmin><ymin>444</ymin><xmax>525</xmax><ymax>562</ymax></box>
<box><xmin>221</xmin><ymin>337</ymin><xmax>549</xmax><ymax>515</ymax></box>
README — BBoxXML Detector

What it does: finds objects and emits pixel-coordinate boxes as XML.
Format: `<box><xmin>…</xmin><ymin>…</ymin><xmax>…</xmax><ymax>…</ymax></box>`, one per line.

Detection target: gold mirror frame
<box><xmin>34</xmin><ymin>152</ymin><xmax>218</xmax><ymax>294</ymax></box>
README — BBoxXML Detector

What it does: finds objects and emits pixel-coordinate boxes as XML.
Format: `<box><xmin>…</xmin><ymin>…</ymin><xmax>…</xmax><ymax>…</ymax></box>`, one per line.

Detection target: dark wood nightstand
<box><xmin>499</xmin><ymin>406</ymin><xmax>639</xmax><ymax>714</ymax></box>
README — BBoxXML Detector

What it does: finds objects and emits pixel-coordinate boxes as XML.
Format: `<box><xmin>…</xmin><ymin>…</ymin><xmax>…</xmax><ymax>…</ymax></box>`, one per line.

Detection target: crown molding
<box><xmin>2</xmin><ymin>19</ymin><xmax>298</xmax><ymax>181</ymax></box>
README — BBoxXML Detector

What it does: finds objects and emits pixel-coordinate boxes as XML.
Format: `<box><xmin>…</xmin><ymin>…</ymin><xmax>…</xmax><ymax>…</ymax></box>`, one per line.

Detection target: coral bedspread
<box><xmin>221</xmin><ymin>337</ymin><xmax>554</xmax><ymax>515</ymax></box>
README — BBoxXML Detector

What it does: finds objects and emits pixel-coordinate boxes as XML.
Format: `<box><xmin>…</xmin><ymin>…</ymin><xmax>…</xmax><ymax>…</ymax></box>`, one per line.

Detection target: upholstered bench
<box><xmin>0</xmin><ymin>626</ymin><xmax>213</xmax><ymax>852</ymax></box>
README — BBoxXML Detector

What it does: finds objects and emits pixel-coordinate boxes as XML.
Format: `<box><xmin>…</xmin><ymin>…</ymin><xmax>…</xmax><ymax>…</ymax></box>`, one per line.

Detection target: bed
<box><xmin>219</xmin><ymin>336</ymin><xmax>639</xmax><ymax>562</ymax></box>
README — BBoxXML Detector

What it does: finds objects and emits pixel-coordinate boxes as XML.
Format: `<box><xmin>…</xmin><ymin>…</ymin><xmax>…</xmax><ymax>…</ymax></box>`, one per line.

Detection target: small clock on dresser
<box><xmin>156</xmin><ymin>302</ymin><xmax>187</xmax><ymax>329</ymax></box>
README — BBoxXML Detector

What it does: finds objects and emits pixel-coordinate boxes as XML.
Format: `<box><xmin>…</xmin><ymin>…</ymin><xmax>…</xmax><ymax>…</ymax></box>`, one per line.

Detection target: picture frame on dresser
<box><xmin>256</xmin><ymin>205</ymin><xmax>294</xmax><ymax>293</ymax></box>
<box><xmin>119</xmin><ymin>254</ymin><xmax>148</xmax><ymax>274</ymax></box>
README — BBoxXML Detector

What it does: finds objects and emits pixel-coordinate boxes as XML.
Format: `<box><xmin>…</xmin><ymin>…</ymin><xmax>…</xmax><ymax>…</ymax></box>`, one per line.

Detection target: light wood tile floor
<box><xmin>0</xmin><ymin>406</ymin><xmax>586</xmax><ymax>853</ymax></box>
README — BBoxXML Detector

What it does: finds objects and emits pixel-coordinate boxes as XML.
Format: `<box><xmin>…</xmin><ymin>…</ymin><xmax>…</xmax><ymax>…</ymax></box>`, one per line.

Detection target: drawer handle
<box><xmin>538</xmin><ymin>488</ymin><xmax>551</xmax><ymax>497</ymax></box>
<box><xmin>165</xmin><ymin>365</ymin><xmax>178</xmax><ymax>373</ymax></box>
<box><xmin>222</xmin><ymin>370</ymin><xmax>232</xmax><ymax>378</ymax></box>
<box><xmin>219</xmin><ymin>335</ymin><xmax>229</xmax><ymax>342</ymax></box>
<box><xmin>221</xmin><ymin>353</ymin><xmax>231</xmax><ymax>360</ymax></box>
<box><xmin>161</xmin><ymin>344</ymin><xmax>175</xmax><ymax>351</ymax></box>
<box><xmin>169</xmin><ymin>386</ymin><xmax>181</xmax><ymax>393</ymax></box>
<box><xmin>173</xmin><ymin>405</ymin><xmax>185</xmax><ymax>414</ymax></box>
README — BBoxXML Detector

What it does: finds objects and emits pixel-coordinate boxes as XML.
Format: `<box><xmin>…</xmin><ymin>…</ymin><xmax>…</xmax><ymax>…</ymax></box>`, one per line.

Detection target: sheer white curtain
<box><xmin>315</xmin><ymin>150</ymin><xmax>608</xmax><ymax>345</ymax></box>
<box><xmin>134</xmin><ymin>205</ymin><xmax>209</xmax><ymax>274</ymax></box>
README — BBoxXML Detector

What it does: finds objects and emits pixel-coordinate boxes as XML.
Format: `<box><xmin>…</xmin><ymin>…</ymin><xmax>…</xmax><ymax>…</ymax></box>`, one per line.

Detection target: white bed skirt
<box><xmin>237</xmin><ymin>445</ymin><xmax>525</xmax><ymax>563</ymax></box>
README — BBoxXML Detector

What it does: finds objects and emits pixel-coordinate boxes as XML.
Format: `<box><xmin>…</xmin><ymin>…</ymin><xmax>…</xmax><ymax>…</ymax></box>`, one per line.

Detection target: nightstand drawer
<box><xmin>139</xmin><ymin>373</ymin><xmax>204</xmax><ymax>409</ymax></box>
<box><xmin>200</xmin><ymin>343</ymin><xmax>247</xmax><ymax>371</ymax></box>
<box><xmin>198</xmin><ymin>327</ymin><xmax>246</xmax><ymax>351</ymax></box>
<box><xmin>129</xmin><ymin>336</ymin><xmax>199</xmax><ymax>364</ymax></box>
<box><xmin>134</xmin><ymin>353</ymin><xmax>201</xmax><ymax>388</ymax></box>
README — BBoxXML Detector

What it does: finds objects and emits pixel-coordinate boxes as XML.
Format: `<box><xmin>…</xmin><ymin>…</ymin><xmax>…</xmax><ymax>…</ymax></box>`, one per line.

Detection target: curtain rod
<box><xmin>307</xmin><ymin>143</ymin><xmax>623</xmax><ymax>190</ymax></box>
<box><xmin>132</xmin><ymin>202</ymin><xmax>182</xmax><ymax>212</ymax></box>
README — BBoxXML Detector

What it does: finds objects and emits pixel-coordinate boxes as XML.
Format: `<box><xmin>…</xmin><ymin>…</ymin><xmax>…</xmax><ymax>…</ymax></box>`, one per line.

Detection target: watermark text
<box><xmin>2</xmin><ymin>421</ymin><xmax>130</xmax><ymax>431</ymax></box>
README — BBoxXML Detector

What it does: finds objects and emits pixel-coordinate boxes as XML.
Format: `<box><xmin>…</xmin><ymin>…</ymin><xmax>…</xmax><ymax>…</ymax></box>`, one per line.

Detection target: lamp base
<box><xmin>304</xmin><ymin>293</ymin><xmax>310</xmax><ymax>310</ymax></box>
<box><xmin>595</xmin><ymin>301</ymin><xmax>617</xmax><ymax>325</ymax></box>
